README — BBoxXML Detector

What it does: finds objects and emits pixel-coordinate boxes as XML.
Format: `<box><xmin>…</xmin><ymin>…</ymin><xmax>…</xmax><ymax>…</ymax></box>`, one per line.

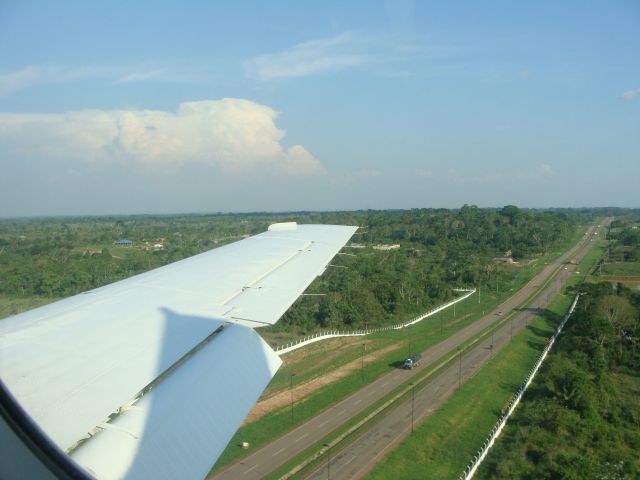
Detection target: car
<box><xmin>403</xmin><ymin>354</ymin><xmax>422</xmax><ymax>369</ymax></box>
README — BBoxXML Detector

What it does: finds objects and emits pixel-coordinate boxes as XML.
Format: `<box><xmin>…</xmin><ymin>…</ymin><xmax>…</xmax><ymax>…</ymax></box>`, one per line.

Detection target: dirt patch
<box><xmin>280</xmin><ymin>337</ymin><xmax>354</xmax><ymax>370</ymax></box>
<box><xmin>243</xmin><ymin>342</ymin><xmax>402</xmax><ymax>425</ymax></box>
<box><xmin>593</xmin><ymin>275</ymin><xmax>640</xmax><ymax>285</ymax></box>
<box><xmin>444</xmin><ymin>312</ymin><xmax>473</xmax><ymax>329</ymax></box>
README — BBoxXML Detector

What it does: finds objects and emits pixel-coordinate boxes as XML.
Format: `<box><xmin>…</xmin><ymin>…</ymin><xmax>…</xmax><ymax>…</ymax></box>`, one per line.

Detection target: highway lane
<box><xmin>304</xmin><ymin>222</ymin><xmax>608</xmax><ymax>480</ymax></box>
<box><xmin>210</xmin><ymin>222</ymin><xmax>604</xmax><ymax>480</ymax></box>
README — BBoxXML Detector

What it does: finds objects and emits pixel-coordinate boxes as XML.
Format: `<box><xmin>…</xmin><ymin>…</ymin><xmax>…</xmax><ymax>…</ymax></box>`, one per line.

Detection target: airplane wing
<box><xmin>0</xmin><ymin>222</ymin><xmax>357</xmax><ymax>480</ymax></box>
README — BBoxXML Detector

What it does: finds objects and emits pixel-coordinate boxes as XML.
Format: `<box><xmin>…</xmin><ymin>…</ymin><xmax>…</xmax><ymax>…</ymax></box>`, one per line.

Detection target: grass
<box><xmin>575</xmin><ymin>238</ymin><xmax>610</xmax><ymax>284</ymax></box>
<box><xmin>601</xmin><ymin>261</ymin><xmax>640</xmax><ymax>276</ymax></box>
<box><xmin>367</xmin><ymin>292</ymin><xmax>574</xmax><ymax>480</ymax></box>
<box><xmin>210</xmin><ymin>226</ymin><xmax>593</xmax><ymax>474</ymax></box>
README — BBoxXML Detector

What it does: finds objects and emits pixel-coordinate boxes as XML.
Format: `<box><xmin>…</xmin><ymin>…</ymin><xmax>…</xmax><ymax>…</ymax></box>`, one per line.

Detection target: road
<box><xmin>305</xmin><ymin>222</ymin><xmax>608</xmax><ymax>479</ymax></box>
<box><xmin>210</xmin><ymin>222</ymin><xmax>605</xmax><ymax>480</ymax></box>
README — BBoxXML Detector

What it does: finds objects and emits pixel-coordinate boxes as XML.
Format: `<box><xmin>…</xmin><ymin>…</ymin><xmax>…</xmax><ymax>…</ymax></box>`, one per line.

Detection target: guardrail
<box><xmin>274</xmin><ymin>288</ymin><xmax>476</xmax><ymax>356</ymax></box>
<box><xmin>458</xmin><ymin>292</ymin><xmax>582</xmax><ymax>480</ymax></box>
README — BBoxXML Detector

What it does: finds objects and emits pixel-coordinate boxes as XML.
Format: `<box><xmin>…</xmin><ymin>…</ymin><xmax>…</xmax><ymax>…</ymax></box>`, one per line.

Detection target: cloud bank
<box><xmin>0</xmin><ymin>98</ymin><xmax>324</xmax><ymax>175</ymax></box>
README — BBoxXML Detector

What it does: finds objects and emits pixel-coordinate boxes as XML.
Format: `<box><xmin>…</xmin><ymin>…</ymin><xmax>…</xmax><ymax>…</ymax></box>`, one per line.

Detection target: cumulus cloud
<box><xmin>0</xmin><ymin>98</ymin><xmax>325</xmax><ymax>175</ymax></box>
<box><xmin>622</xmin><ymin>88</ymin><xmax>640</xmax><ymax>101</ymax></box>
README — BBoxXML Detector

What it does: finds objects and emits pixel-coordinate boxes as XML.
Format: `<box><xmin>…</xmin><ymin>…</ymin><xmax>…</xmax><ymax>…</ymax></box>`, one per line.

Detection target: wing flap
<box><xmin>226</xmin><ymin>225</ymin><xmax>357</xmax><ymax>324</ymax></box>
<box><xmin>70</xmin><ymin>325</ymin><xmax>281</xmax><ymax>480</ymax></box>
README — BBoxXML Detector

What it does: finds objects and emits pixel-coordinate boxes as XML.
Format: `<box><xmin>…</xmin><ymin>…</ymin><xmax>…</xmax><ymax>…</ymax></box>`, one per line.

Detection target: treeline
<box><xmin>607</xmin><ymin>215</ymin><xmax>640</xmax><ymax>262</ymax></box>
<box><xmin>478</xmin><ymin>282</ymin><xmax>640</xmax><ymax>479</ymax></box>
<box><xmin>278</xmin><ymin>206</ymin><xmax>590</xmax><ymax>331</ymax></box>
<box><xmin>1</xmin><ymin>207</ymin><xmax>595</xmax><ymax>327</ymax></box>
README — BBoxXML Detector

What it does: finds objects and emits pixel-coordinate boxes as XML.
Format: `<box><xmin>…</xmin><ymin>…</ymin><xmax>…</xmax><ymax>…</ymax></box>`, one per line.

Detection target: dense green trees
<box><xmin>478</xmin><ymin>282</ymin><xmax>640</xmax><ymax>479</ymax></box>
<box><xmin>0</xmin><ymin>208</ymin><xmax>596</xmax><ymax>327</ymax></box>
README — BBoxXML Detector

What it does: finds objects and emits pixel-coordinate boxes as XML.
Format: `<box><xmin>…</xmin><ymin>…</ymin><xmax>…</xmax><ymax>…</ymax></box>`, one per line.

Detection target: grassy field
<box><xmin>210</xmin><ymin>225</ymin><xmax>592</xmax><ymax>473</ymax></box>
<box><xmin>601</xmin><ymin>261</ymin><xmax>640</xmax><ymax>276</ymax></box>
<box><xmin>367</xmin><ymin>291</ymin><xmax>574</xmax><ymax>479</ymax></box>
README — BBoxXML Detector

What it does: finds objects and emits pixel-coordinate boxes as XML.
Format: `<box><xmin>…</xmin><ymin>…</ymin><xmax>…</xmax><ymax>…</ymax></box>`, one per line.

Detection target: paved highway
<box><xmin>305</xmin><ymin>221</ymin><xmax>608</xmax><ymax>479</ymax></box>
<box><xmin>211</xmin><ymin>222</ymin><xmax>605</xmax><ymax>480</ymax></box>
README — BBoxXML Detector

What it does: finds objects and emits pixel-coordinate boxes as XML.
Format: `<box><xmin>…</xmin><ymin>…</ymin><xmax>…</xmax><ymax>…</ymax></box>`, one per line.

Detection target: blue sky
<box><xmin>1</xmin><ymin>1</ymin><xmax>638</xmax><ymax>216</ymax></box>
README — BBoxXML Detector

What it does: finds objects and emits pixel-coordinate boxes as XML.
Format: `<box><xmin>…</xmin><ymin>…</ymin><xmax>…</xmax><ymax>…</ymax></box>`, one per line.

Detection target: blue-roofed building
<box><xmin>114</xmin><ymin>239</ymin><xmax>133</xmax><ymax>247</ymax></box>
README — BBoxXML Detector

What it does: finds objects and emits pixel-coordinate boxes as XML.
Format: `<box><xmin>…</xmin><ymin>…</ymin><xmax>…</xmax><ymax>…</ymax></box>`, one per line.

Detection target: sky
<box><xmin>0</xmin><ymin>0</ymin><xmax>639</xmax><ymax>217</ymax></box>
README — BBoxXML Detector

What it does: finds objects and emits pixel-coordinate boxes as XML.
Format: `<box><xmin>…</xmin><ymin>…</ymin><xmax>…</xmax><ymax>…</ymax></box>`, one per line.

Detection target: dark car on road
<box><xmin>403</xmin><ymin>353</ymin><xmax>422</xmax><ymax>369</ymax></box>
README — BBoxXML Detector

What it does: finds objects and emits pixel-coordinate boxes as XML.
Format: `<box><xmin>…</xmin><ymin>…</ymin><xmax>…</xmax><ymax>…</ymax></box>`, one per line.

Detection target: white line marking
<box><xmin>271</xmin><ymin>447</ymin><xmax>286</xmax><ymax>457</ymax></box>
<box><xmin>367</xmin><ymin>390</ymin><xmax>376</xmax><ymax>396</ymax></box>
<box><xmin>344</xmin><ymin>455</ymin><xmax>358</xmax><ymax>467</ymax></box>
<box><xmin>337</xmin><ymin>409</ymin><xmax>345</xmax><ymax>416</ymax></box>
<box><xmin>318</xmin><ymin>420</ymin><xmax>329</xmax><ymax>428</ymax></box>
<box><xmin>354</xmin><ymin>399</ymin><xmax>362</xmax><ymax>405</ymax></box>
<box><xmin>243</xmin><ymin>465</ymin><xmax>258</xmax><ymax>475</ymax></box>
<box><xmin>295</xmin><ymin>433</ymin><xmax>309</xmax><ymax>442</ymax></box>
<box><xmin>382</xmin><ymin>382</ymin><xmax>389</xmax><ymax>387</ymax></box>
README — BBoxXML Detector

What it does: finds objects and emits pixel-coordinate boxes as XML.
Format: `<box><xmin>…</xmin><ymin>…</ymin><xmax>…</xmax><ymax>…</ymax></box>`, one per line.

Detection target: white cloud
<box><xmin>245</xmin><ymin>32</ymin><xmax>372</xmax><ymax>80</ymax></box>
<box><xmin>0</xmin><ymin>64</ymin><xmax>193</xmax><ymax>96</ymax></box>
<box><xmin>0</xmin><ymin>65</ymin><xmax>114</xmax><ymax>96</ymax></box>
<box><xmin>244</xmin><ymin>30</ymin><xmax>441</xmax><ymax>81</ymax></box>
<box><xmin>622</xmin><ymin>88</ymin><xmax>640</xmax><ymax>101</ymax></box>
<box><xmin>281</xmin><ymin>145</ymin><xmax>325</xmax><ymax>175</ymax></box>
<box><xmin>116</xmin><ymin>67</ymin><xmax>197</xmax><ymax>84</ymax></box>
<box><xmin>117</xmin><ymin>69</ymin><xmax>169</xmax><ymax>83</ymax></box>
<box><xmin>0</xmin><ymin>66</ymin><xmax>45</xmax><ymax>96</ymax></box>
<box><xmin>0</xmin><ymin>98</ymin><xmax>324</xmax><ymax>175</ymax></box>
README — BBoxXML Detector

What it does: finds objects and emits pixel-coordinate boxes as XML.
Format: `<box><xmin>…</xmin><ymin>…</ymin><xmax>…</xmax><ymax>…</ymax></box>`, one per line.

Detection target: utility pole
<box><xmin>490</xmin><ymin>331</ymin><xmax>495</xmax><ymax>359</ymax></box>
<box><xmin>290</xmin><ymin>373</ymin><xmax>296</xmax><ymax>424</ymax></box>
<box><xmin>323</xmin><ymin>443</ymin><xmax>331</xmax><ymax>480</ymax></box>
<box><xmin>361</xmin><ymin>343</ymin><xmax>365</xmax><ymax>383</ymax></box>
<box><xmin>410</xmin><ymin>382</ymin><xmax>415</xmax><ymax>434</ymax></box>
<box><xmin>458</xmin><ymin>347</ymin><xmax>462</xmax><ymax>389</ymax></box>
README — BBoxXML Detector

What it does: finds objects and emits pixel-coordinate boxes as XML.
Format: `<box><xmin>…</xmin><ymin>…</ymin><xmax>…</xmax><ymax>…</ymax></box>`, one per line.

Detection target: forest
<box><xmin>478</xmin><ymin>278</ymin><xmax>640</xmax><ymax>478</ymax></box>
<box><xmin>0</xmin><ymin>206</ymin><xmax>604</xmax><ymax>329</ymax></box>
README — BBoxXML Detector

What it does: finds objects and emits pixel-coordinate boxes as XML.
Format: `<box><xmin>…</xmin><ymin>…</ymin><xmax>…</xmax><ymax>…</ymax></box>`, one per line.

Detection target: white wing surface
<box><xmin>0</xmin><ymin>223</ymin><xmax>357</xmax><ymax>479</ymax></box>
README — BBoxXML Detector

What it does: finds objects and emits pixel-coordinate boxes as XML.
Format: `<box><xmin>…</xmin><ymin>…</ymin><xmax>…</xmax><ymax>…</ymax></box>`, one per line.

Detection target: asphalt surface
<box><xmin>211</xmin><ymin>223</ymin><xmax>605</xmax><ymax>480</ymax></box>
<box><xmin>305</xmin><ymin>222</ymin><xmax>608</xmax><ymax>480</ymax></box>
